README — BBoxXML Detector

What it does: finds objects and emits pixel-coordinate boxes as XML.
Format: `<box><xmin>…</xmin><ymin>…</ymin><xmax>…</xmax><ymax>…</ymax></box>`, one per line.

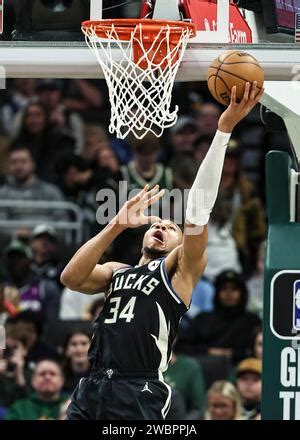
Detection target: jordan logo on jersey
<box><xmin>141</xmin><ymin>382</ymin><xmax>153</xmax><ymax>394</ymax></box>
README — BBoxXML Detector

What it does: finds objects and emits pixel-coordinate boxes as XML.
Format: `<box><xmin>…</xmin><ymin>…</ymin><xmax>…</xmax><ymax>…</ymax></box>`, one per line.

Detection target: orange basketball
<box><xmin>207</xmin><ymin>50</ymin><xmax>264</xmax><ymax>106</ymax></box>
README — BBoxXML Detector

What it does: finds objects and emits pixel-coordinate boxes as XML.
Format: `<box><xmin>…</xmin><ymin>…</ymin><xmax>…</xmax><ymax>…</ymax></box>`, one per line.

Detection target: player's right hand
<box><xmin>218</xmin><ymin>81</ymin><xmax>264</xmax><ymax>133</ymax></box>
<box><xmin>112</xmin><ymin>184</ymin><xmax>164</xmax><ymax>229</ymax></box>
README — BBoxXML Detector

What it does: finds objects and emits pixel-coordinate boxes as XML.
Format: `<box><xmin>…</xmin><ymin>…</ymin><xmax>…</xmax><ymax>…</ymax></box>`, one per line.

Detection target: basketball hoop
<box><xmin>82</xmin><ymin>19</ymin><xmax>196</xmax><ymax>139</ymax></box>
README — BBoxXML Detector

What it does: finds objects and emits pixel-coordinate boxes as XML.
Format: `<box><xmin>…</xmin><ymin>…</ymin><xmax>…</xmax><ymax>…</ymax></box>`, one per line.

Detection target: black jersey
<box><xmin>88</xmin><ymin>258</ymin><xmax>188</xmax><ymax>373</ymax></box>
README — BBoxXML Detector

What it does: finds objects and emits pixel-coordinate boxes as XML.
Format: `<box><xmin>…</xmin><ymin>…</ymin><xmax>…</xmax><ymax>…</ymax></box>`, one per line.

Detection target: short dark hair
<box><xmin>62</xmin><ymin>330</ymin><xmax>92</xmax><ymax>353</ymax></box>
<box><xmin>34</xmin><ymin>358</ymin><xmax>64</xmax><ymax>376</ymax></box>
<box><xmin>130</xmin><ymin>133</ymin><xmax>160</xmax><ymax>155</ymax></box>
<box><xmin>14</xmin><ymin>310</ymin><xmax>44</xmax><ymax>336</ymax></box>
<box><xmin>8</xmin><ymin>143</ymin><xmax>34</xmax><ymax>159</ymax></box>
<box><xmin>56</xmin><ymin>154</ymin><xmax>90</xmax><ymax>176</ymax></box>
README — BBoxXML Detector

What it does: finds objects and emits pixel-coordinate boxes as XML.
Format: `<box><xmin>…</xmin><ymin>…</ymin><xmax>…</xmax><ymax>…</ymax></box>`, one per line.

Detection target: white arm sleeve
<box><xmin>186</xmin><ymin>129</ymin><xmax>231</xmax><ymax>226</ymax></box>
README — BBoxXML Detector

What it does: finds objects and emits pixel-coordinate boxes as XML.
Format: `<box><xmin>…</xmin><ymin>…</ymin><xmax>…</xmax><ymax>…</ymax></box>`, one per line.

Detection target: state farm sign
<box><xmin>183</xmin><ymin>0</ymin><xmax>253</xmax><ymax>43</ymax></box>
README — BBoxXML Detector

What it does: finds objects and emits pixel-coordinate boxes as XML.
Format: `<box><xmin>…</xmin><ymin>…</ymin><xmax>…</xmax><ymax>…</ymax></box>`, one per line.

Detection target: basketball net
<box><xmin>82</xmin><ymin>19</ymin><xmax>196</xmax><ymax>139</ymax></box>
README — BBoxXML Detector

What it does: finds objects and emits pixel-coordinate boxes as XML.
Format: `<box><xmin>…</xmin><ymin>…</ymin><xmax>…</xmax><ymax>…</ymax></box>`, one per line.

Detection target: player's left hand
<box><xmin>218</xmin><ymin>81</ymin><xmax>264</xmax><ymax>133</ymax></box>
<box><xmin>113</xmin><ymin>184</ymin><xmax>164</xmax><ymax>229</ymax></box>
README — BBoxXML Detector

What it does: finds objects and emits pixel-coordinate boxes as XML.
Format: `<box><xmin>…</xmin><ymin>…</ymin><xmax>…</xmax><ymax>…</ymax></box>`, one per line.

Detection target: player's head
<box><xmin>141</xmin><ymin>219</ymin><xmax>183</xmax><ymax>259</ymax></box>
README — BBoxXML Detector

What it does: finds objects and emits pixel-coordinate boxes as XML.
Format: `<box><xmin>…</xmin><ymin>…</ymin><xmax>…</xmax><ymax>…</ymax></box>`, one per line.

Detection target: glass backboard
<box><xmin>0</xmin><ymin>0</ymin><xmax>299</xmax><ymax>80</ymax></box>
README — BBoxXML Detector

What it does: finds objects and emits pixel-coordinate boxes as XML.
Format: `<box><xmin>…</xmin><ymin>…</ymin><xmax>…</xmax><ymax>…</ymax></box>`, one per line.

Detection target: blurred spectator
<box><xmin>183</xmin><ymin>277</ymin><xmax>215</xmax><ymax>325</ymax></box>
<box><xmin>83</xmin><ymin>125</ymin><xmax>132</xmax><ymax>165</ymax></box>
<box><xmin>56</xmin><ymin>154</ymin><xmax>94</xmax><ymax>204</ymax></box>
<box><xmin>229</xmin><ymin>326</ymin><xmax>263</xmax><ymax>384</ymax></box>
<box><xmin>205</xmin><ymin>194</ymin><xmax>242</xmax><ymax>280</ymax></box>
<box><xmin>37</xmin><ymin>80</ymin><xmax>84</xmax><ymax>153</ymax></box>
<box><xmin>236</xmin><ymin>358</ymin><xmax>262</xmax><ymax>420</ymax></box>
<box><xmin>88</xmin><ymin>297</ymin><xmax>106</xmax><ymax>321</ymax></box>
<box><xmin>218</xmin><ymin>142</ymin><xmax>266</xmax><ymax>274</ymax></box>
<box><xmin>82</xmin><ymin>130</ymin><xmax>122</xmax><ymax>190</ymax></box>
<box><xmin>6</xmin><ymin>359</ymin><xmax>65</xmax><ymax>420</ymax></box>
<box><xmin>7</xmin><ymin>311</ymin><xmax>59</xmax><ymax>368</ymax></box>
<box><xmin>193</xmin><ymin>134</ymin><xmax>213</xmax><ymax>164</ymax></box>
<box><xmin>164</xmin><ymin>350</ymin><xmax>205</xmax><ymax>419</ymax></box>
<box><xmin>98</xmin><ymin>148</ymin><xmax>121</xmax><ymax>181</ymax></box>
<box><xmin>1</xmin><ymin>79</ymin><xmax>37</xmax><ymax>137</ymax></box>
<box><xmin>121</xmin><ymin>133</ymin><xmax>173</xmax><ymax>223</ymax></box>
<box><xmin>168</xmin><ymin>116</ymin><xmax>198</xmax><ymax>156</ymax></box>
<box><xmin>194</xmin><ymin>102</ymin><xmax>221</xmax><ymax>137</ymax></box>
<box><xmin>121</xmin><ymin>133</ymin><xmax>173</xmax><ymax>192</ymax></box>
<box><xmin>252</xmin><ymin>327</ymin><xmax>263</xmax><ymax>360</ymax></box>
<box><xmin>204</xmin><ymin>381</ymin><xmax>242</xmax><ymax>420</ymax></box>
<box><xmin>59</xmin><ymin>290</ymin><xmax>105</xmax><ymax>320</ymax></box>
<box><xmin>176</xmin><ymin>270</ymin><xmax>261</xmax><ymax>363</ymax></box>
<box><xmin>14</xmin><ymin>101</ymin><xmax>75</xmax><ymax>181</ymax></box>
<box><xmin>4</xmin><ymin>239</ymin><xmax>62</xmax><ymax>321</ymax></box>
<box><xmin>0</xmin><ymin>338</ymin><xmax>28</xmax><ymax>416</ymax></box>
<box><xmin>170</xmin><ymin>153</ymin><xmax>198</xmax><ymax>192</ymax></box>
<box><xmin>63</xmin><ymin>79</ymin><xmax>108</xmax><ymax>122</ymax></box>
<box><xmin>83</xmin><ymin>125</ymin><xmax>111</xmax><ymax>162</ymax></box>
<box><xmin>30</xmin><ymin>224</ymin><xmax>64</xmax><ymax>282</ymax></box>
<box><xmin>0</xmin><ymin>146</ymin><xmax>67</xmax><ymax>223</ymax></box>
<box><xmin>3</xmin><ymin>240</ymin><xmax>35</xmax><ymax>308</ymax></box>
<box><xmin>247</xmin><ymin>241</ymin><xmax>265</xmax><ymax>317</ymax></box>
<box><xmin>55</xmin><ymin>152</ymin><xmax>120</xmax><ymax>237</ymax></box>
<box><xmin>29</xmin><ymin>224</ymin><xmax>64</xmax><ymax>316</ymax></box>
<box><xmin>0</xmin><ymin>281</ymin><xmax>18</xmax><ymax>325</ymax></box>
<box><xmin>56</xmin><ymin>150</ymin><xmax>121</xmax><ymax>202</ymax></box>
<box><xmin>62</xmin><ymin>331</ymin><xmax>91</xmax><ymax>395</ymax></box>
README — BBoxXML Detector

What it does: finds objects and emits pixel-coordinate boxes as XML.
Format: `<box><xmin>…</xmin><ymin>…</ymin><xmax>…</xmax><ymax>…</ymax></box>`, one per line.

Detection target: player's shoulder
<box><xmin>103</xmin><ymin>261</ymin><xmax>133</xmax><ymax>278</ymax></box>
<box><xmin>102</xmin><ymin>261</ymin><xmax>131</xmax><ymax>275</ymax></box>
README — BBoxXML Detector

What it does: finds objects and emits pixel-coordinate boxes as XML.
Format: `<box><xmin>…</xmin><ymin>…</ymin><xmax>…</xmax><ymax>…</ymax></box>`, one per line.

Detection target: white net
<box><xmin>83</xmin><ymin>22</ymin><xmax>195</xmax><ymax>139</ymax></box>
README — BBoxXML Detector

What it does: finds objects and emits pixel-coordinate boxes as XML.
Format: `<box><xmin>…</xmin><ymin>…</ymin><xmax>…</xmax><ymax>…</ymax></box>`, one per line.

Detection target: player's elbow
<box><xmin>60</xmin><ymin>268</ymin><xmax>80</xmax><ymax>291</ymax></box>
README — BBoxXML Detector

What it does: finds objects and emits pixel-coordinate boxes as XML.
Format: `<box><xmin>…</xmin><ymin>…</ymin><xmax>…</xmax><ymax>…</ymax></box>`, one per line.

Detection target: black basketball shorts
<box><xmin>66</xmin><ymin>369</ymin><xmax>171</xmax><ymax>420</ymax></box>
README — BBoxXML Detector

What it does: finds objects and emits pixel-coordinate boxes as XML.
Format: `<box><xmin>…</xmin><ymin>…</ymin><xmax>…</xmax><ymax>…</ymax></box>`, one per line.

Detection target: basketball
<box><xmin>207</xmin><ymin>50</ymin><xmax>265</xmax><ymax>106</ymax></box>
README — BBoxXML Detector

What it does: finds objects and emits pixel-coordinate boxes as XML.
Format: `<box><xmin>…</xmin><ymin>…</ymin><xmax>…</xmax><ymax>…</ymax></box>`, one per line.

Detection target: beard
<box><xmin>143</xmin><ymin>245</ymin><xmax>169</xmax><ymax>260</ymax></box>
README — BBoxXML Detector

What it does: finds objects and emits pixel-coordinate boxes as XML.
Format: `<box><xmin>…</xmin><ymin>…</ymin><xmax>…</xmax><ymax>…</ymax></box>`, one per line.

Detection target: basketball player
<box><xmin>61</xmin><ymin>83</ymin><xmax>263</xmax><ymax>420</ymax></box>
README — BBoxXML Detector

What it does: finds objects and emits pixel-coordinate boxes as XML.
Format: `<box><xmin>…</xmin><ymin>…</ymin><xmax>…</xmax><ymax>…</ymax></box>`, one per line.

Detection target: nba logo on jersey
<box><xmin>148</xmin><ymin>260</ymin><xmax>160</xmax><ymax>271</ymax></box>
<box><xmin>293</xmin><ymin>281</ymin><xmax>300</xmax><ymax>330</ymax></box>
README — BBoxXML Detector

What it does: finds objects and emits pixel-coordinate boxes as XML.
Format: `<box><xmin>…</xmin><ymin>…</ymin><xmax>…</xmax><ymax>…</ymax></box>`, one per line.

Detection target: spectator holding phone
<box><xmin>0</xmin><ymin>338</ymin><xmax>28</xmax><ymax>418</ymax></box>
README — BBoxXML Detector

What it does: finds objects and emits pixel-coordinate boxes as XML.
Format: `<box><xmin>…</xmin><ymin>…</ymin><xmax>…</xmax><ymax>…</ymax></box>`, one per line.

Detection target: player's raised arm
<box><xmin>170</xmin><ymin>82</ymin><xmax>264</xmax><ymax>305</ymax></box>
<box><xmin>60</xmin><ymin>184</ymin><xmax>164</xmax><ymax>294</ymax></box>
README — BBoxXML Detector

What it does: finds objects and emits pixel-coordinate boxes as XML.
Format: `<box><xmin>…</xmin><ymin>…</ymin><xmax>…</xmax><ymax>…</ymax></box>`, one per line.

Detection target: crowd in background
<box><xmin>0</xmin><ymin>76</ymin><xmax>290</xmax><ymax>420</ymax></box>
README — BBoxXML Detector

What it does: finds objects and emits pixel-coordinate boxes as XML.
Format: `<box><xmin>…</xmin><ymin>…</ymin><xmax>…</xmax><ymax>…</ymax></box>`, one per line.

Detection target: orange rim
<box><xmin>81</xmin><ymin>18</ymin><xmax>197</xmax><ymax>41</ymax></box>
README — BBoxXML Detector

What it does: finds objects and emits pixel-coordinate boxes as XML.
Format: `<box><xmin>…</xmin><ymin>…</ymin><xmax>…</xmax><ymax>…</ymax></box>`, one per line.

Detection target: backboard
<box><xmin>0</xmin><ymin>0</ymin><xmax>299</xmax><ymax>80</ymax></box>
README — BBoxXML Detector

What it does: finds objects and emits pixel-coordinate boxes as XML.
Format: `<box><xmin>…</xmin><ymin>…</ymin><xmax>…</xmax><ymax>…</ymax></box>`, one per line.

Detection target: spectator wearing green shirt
<box><xmin>6</xmin><ymin>359</ymin><xmax>65</xmax><ymax>420</ymax></box>
<box><xmin>164</xmin><ymin>351</ymin><xmax>206</xmax><ymax>419</ymax></box>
